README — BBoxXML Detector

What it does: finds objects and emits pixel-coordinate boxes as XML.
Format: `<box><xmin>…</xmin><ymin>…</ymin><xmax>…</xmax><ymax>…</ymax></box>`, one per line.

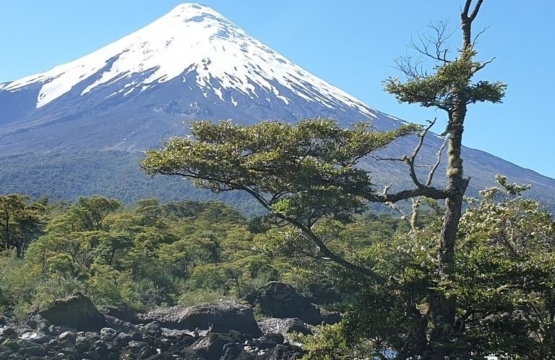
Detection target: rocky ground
<box><xmin>0</xmin><ymin>282</ymin><xmax>339</xmax><ymax>359</ymax></box>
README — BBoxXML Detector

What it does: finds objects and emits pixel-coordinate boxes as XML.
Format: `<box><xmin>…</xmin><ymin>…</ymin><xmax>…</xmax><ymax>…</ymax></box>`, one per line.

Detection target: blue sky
<box><xmin>2</xmin><ymin>1</ymin><xmax>554</xmax><ymax>179</ymax></box>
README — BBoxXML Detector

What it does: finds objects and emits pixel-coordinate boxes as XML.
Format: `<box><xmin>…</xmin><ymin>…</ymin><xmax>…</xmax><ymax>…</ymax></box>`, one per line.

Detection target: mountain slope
<box><xmin>0</xmin><ymin>3</ymin><xmax>554</xmax><ymax>205</ymax></box>
<box><xmin>0</xmin><ymin>3</ymin><xmax>401</xmax><ymax>154</ymax></box>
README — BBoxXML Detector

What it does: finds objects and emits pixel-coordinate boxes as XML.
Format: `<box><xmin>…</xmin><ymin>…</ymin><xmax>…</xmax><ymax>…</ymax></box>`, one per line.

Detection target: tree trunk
<box><xmin>4</xmin><ymin>213</ymin><xmax>10</xmax><ymax>252</ymax></box>
<box><xmin>427</xmin><ymin>3</ymin><xmax>479</xmax><ymax>357</ymax></box>
<box><xmin>429</xmin><ymin>106</ymin><xmax>467</xmax><ymax>359</ymax></box>
<box><xmin>15</xmin><ymin>241</ymin><xmax>23</xmax><ymax>258</ymax></box>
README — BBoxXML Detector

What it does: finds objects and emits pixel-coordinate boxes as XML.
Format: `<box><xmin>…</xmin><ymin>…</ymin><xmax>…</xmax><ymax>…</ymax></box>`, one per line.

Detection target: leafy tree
<box><xmin>69</xmin><ymin>196</ymin><xmax>122</xmax><ymax>231</ymax></box>
<box><xmin>0</xmin><ymin>194</ymin><xmax>46</xmax><ymax>258</ymax></box>
<box><xmin>453</xmin><ymin>177</ymin><xmax>555</xmax><ymax>357</ymax></box>
<box><xmin>142</xmin><ymin>119</ymin><xmax>419</xmax><ymax>276</ymax></box>
<box><xmin>330</xmin><ymin>178</ymin><xmax>555</xmax><ymax>359</ymax></box>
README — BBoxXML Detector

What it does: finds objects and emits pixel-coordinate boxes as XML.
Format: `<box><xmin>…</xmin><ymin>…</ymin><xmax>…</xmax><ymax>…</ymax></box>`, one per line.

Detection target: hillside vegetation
<box><xmin>1</xmin><ymin>183</ymin><xmax>555</xmax><ymax>359</ymax></box>
<box><xmin>0</xmin><ymin>195</ymin><xmax>403</xmax><ymax>315</ymax></box>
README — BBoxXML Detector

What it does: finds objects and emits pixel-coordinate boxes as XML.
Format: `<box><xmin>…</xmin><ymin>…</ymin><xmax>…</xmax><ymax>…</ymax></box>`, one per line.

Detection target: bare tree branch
<box><xmin>387</xmin><ymin>200</ymin><xmax>411</xmax><ymax>225</ymax></box>
<box><xmin>468</xmin><ymin>0</ymin><xmax>484</xmax><ymax>21</ymax></box>
<box><xmin>394</xmin><ymin>54</ymin><xmax>427</xmax><ymax>79</ymax></box>
<box><xmin>426</xmin><ymin>135</ymin><xmax>448</xmax><ymax>186</ymax></box>
<box><xmin>407</xmin><ymin>120</ymin><xmax>438</xmax><ymax>188</ymax></box>
<box><xmin>368</xmin><ymin>118</ymin><xmax>453</xmax><ymax>204</ymax></box>
<box><xmin>472</xmin><ymin>24</ymin><xmax>492</xmax><ymax>47</ymax></box>
<box><xmin>359</xmin><ymin>184</ymin><xmax>451</xmax><ymax>204</ymax></box>
<box><xmin>473</xmin><ymin>57</ymin><xmax>496</xmax><ymax>72</ymax></box>
<box><xmin>409</xmin><ymin>21</ymin><xmax>455</xmax><ymax>64</ymax></box>
<box><xmin>373</xmin><ymin>119</ymin><xmax>439</xmax><ymax>189</ymax></box>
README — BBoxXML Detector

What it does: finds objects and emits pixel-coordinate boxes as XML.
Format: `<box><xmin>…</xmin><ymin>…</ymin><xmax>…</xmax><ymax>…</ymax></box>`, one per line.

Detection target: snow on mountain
<box><xmin>4</xmin><ymin>3</ymin><xmax>374</xmax><ymax>119</ymax></box>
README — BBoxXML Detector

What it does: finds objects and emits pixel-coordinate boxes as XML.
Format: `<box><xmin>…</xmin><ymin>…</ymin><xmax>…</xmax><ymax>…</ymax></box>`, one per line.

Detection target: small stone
<box><xmin>142</xmin><ymin>321</ymin><xmax>162</xmax><ymax>338</ymax></box>
<box><xmin>262</xmin><ymin>332</ymin><xmax>284</xmax><ymax>345</ymax></box>
<box><xmin>26</xmin><ymin>319</ymin><xmax>39</xmax><ymax>329</ymax></box>
<box><xmin>92</xmin><ymin>345</ymin><xmax>110</xmax><ymax>359</ymax></box>
<box><xmin>58</xmin><ymin>330</ymin><xmax>77</xmax><ymax>345</ymax></box>
<box><xmin>47</xmin><ymin>324</ymin><xmax>61</xmax><ymax>336</ymax></box>
<box><xmin>130</xmin><ymin>331</ymin><xmax>143</xmax><ymax>341</ymax></box>
<box><xmin>100</xmin><ymin>327</ymin><xmax>117</xmax><ymax>341</ymax></box>
<box><xmin>75</xmin><ymin>336</ymin><xmax>91</xmax><ymax>353</ymax></box>
<box><xmin>37</xmin><ymin>322</ymin><xmax>51</xmax><ymax>334</ymax></box>
<box><xmin>116</xmin><ymin>331</ymin><xmax>132</xmax><ymax>343</ymax></box>
<box><xmin>22</xmin><ymin>346</ymin><xmax>48</xmax><ymax>357</ymax></box>
<box><xmin>82</xmin><ymin>350</ymin><xmax>102</xmax><ymax>360</ymax></box>
<box><xmin>128</xmin><ymin>340</ymin><xmax>146</xmax><ymax>350</ymax></box>
<box><xmin>137</xmin><ymin>345</ymin><xmax>158</xmax><ymax>359</ymax></box>
<box><xmin>21</xmin><ymin>331</ymin><xmax>51</xmax><ymax>344</ymax></box>
<box><xmin>2</xmin><ymin>337</ymin><xmax>24</xmax><ymax>350</ymax></box>
<box><xmin>0</xmin><ymin>326</ymin><xmax>17</xmax><ymax>337</ymax></box>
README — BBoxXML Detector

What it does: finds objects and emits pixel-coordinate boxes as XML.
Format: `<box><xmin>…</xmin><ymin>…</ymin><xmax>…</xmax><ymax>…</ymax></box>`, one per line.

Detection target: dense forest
<box><xmin>0</xmin><ymin>196</ymin><xmax>282</xmax><ymax>313</ymax></box>
<box><xmin>0</xmin><ymin>195</ymin><xmax>391</xmax><ymax>312</ymax></box>
<box><xmin>1</xmin><ymin>182</ymin><xmax>555</xmax><ymax>358</ymax></box>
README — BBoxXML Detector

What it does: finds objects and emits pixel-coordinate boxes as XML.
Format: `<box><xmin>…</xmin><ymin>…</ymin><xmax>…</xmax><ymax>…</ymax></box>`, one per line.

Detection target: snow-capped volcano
<box><xmin>0</xmin><ymin>3</ymin><xmax>408</xmax><ymax>154</ymax></box>
<box><xmin>3</xmin><ymin>3</ymin><xmax>374</xmax><ymax>119</ymax></box>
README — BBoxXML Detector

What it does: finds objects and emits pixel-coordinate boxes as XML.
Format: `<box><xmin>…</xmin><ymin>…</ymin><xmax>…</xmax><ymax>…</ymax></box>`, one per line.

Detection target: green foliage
<box><xmin>303</xmin><ymin>180</ymin><xmax>555</xmax><ymax>359</ymax></box>
<box><xmin>142</xmin><ymin>119</ymin><xmax>424</xmax><ymax>280</ymax></box>
<box><xmin>0</xmin><ymin>194</ymin><xmax>46</xmax><ymax>258</ymax></box>
<box><xmin>384</xmin><ymin>49</ymin><xmax>506</xmax><ymax>110</ymax></box>
<box><xmin>0</xmin><ymin>187</ymin><xmax>551</xmax><ymax>359</ymax></box>
<box><xmin>178</xmin><ymin>289</ymin><xmax>225</xmax><ymax>307</ymax></box>
<box><xmin>0</xmin><ymin>191</ymin><xmax>409</xmax><ymax>318</ymax></box>
<box><xmin>142</xmin><ymin>119</ymin><xmax>419</xmax><ymax>226</ymax></box>
<box><xmin>292</xmin><ymin>323</ymin><xmax>360</xmax><ymax>360</ymax></box>
<box><xmin>0</xmin><ymin>195</ymin><xmax>291</xmax><ymax>314</ymax></box>
<box><xmin>452</xmin><ymin>180</ymin><xmax>555</xmax><ymax>357</ymax></box>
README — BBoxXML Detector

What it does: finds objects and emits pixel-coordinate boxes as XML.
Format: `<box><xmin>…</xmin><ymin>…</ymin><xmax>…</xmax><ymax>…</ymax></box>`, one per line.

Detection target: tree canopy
<box><xmin>143</xmin><ymin>119</ymin><xmax>422</xmax><ymax>276</ymax></box>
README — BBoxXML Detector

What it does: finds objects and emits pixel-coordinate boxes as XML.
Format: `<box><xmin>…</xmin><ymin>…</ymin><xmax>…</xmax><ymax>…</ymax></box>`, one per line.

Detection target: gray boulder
<box><xmin>140</xmin><ymin>300</ymin><xmax>262</xmax><ymax>337</ymax></box>
<box><xmin>0</xmin><ymin>326</ymin><xmax>17</xmax><ymax>337</ymax></box>
<box><xmin>100</xmin><ymin>327</ymin><xmax>117</xmax><ymax>341</ymax></box>
<box><xmin>58</xmin><ymin>330</ymin><xmax>77</xmax><ymax>345</ymax></box>
<box><xmin>246</xmin><ymin>282</ymin><xmax>322</xmax><ymax>325</ymax></box>
<box><xmin>37</xmin><ymin>292</ymin><xmax>107</xmax><ymax>332</ymax></box>
<box><xmin>103</xmin><ymin>313</ymin><xmax>138</xmax><ymax>333</ymax></box>
<box><xmin>100</xmin><ymin>305</ymin><xmax>142</xmax><ymax>324</ymax></box>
